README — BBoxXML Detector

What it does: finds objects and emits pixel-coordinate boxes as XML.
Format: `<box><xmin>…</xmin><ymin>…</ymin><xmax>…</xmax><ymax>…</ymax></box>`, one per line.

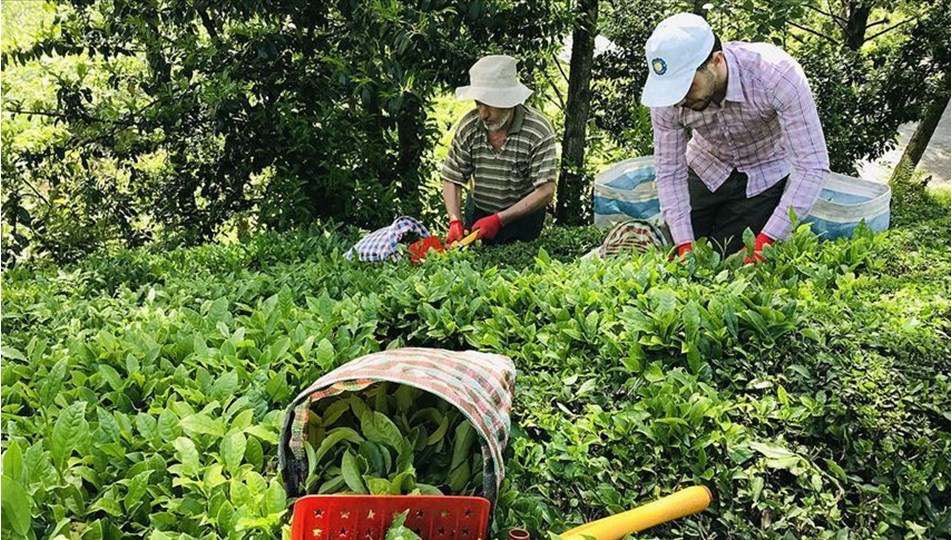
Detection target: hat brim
<box><xmin>640</xmin><ymin>70</ymin><xmax>695</xmax><ymax>108</ymax></box>
<box><xmin>455</xmin><ymin>84</ymin><xmax>532</xmax><ymax>108</ymax></box>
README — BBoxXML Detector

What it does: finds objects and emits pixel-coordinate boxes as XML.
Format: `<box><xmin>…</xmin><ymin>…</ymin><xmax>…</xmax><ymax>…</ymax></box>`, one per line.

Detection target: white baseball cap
<box><xmin>640</xmin><ymin>13</ymin><xmax>715</xmax><ymax>108</ymax></box>
<box><xmin>455</xmin><ymin>55</ymin><xmax>533</xmax><ymax>108</ymax></box>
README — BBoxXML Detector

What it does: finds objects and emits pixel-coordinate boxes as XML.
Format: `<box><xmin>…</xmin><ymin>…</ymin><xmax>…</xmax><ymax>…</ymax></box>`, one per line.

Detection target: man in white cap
<box><xmin>441</xmin><ymin>55</ymin><xmax>558</xmax><ymax>245</ymax></box>
<box><xmin>642</xmin><ymin>13</ymin><xmax>830</xmax><ymax>263</ymax></box>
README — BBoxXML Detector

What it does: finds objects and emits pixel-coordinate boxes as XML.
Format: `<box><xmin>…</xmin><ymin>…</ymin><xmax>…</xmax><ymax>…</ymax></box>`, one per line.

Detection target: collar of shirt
<box><xmin>507</xmin><ymin>104</ymin><xmax>526</xmax><ymax>134</ymax></box>
<box><xmin>722</xmin><ymin>43</ymin><xmax>746</xmax><ymax>104</ymax></box>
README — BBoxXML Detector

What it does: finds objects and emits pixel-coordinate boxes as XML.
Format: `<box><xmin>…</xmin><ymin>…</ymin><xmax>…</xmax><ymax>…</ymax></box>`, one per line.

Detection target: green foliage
<box><xmin>795</xmin><ymin>11</ymin><xmax>948</xmax><ymax>176</ymax></box>
<box><xmin>3</xmin><ymin>176</ymin><xmax>949</xmax><ymax>538</ymax></box>
<box><xmin>476</xmin><ymin>224</ymin><xmax>606</xmax><ymax>268</ymax></box>
<box><xmin>300</xmin><ymin>385</ymin><xmax>483</xmax><ymax>496</ymax></box>
<box><xmin>387</xmin><ymin>509</ymin><xmax>423</xmax><ymax>540</ymax></box>
<box><xmin>1</xmin><ymin>0</ymin><xmax>569</xmax><ymax>265</ymax></box>
<box><xmin>889</xmin><ymin>165</ymin><xmax>951</xmax><ymax>227</ymax></box>
<box><xmin>588</xmin><ymin>1</ymin><xmax>666</xmax><ymax>157</ymax></box>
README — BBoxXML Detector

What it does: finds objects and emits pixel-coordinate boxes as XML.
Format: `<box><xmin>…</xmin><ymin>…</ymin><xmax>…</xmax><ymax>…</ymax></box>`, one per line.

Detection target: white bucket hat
<box><xmin>455</xmin><ymin>55</ymin><xmax>533</xmax><ymax>108</ymax></box>
<box><xmin>640</xmin><ymin>13</ymin><xmax>715</xmax><ymax>108</ymax></box>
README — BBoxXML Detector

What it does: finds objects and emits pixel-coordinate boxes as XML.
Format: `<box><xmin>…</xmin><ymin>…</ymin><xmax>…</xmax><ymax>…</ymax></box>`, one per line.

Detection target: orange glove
<box><xmin>472</xmin><ymin>213</ymin><xmax>503</xmax><ymax>240</ymax></box>
<box><xmin>743</xmin><ymin>233</ymin><xmax>773</xmax><ymax>265</ymax></box>
<box><xmin>676</xmin><ymin>242</ymin><xmax>693</xmax><ymax>257</ymax></box>
<box><xmin>446</xmin><ymin>220</ymin><xmax>465</xmax><ymax>244</ymax></box>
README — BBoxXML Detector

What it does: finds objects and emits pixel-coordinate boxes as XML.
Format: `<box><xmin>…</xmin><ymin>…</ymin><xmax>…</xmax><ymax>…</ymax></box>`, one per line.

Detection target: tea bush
<box><xmin>2</xmin><ymin>178</ymin><xmax>949</xmax><ymax>539</ymax></box>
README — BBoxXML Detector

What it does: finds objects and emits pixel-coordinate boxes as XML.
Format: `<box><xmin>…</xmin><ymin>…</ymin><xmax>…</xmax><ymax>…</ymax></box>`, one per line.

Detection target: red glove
<box><xmin>472</xmin><ymin>213</ymin><xmax>503</xmax><ymax>240</ymax></box>
<box><xmin>743</xmin><ymin>233</ymin><xmax>774</xmax><ymax>265</ymax></box>
<box><xmin>676</xmin><ymin>242</ymin><xmax>694</xmax><ymax>257</ymax></box>
<box><xmin>446</xmin><ymin>220</ymin><xmax>465</xmax><ymax>244</ymax></box>
<box><xmin>408</xmin><ymin>236</ymin><xmax>444</xmax><ymax>263</ymax></box>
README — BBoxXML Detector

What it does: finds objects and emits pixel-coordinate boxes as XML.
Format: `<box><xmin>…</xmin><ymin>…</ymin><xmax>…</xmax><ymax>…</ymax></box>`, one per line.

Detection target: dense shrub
<box><xmin>2</xmin><ymin>176</ymin><xmax>949</xmax><ymax>538</ymax></box>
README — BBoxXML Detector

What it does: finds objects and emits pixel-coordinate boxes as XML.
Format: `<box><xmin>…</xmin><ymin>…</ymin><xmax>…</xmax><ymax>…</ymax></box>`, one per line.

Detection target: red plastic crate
<box><xmin>290</xmin><ymin>495</ymin><xmax>492</xmax><ymax>540</ymax></box>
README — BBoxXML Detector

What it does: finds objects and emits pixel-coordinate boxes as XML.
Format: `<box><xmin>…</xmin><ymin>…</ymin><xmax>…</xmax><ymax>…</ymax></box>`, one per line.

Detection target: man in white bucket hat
<box><xmin>441</xmin><ymin>55</ymin><xmax>558</xmax><ymax>245</ymax></box>
<box><xmin>642</xmin><ymin>13</ymin><xmax>830</xmax><ymax>263</ymax></box>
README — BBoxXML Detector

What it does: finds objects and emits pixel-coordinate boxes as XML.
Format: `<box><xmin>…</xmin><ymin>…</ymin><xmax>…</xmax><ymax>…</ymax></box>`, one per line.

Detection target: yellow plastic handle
<box><xmin>560</xmin><ymin>486</ymin><xmax>712</xmax><ymax>540</ymax></box>
<box><xmin>459</xmin><ymin>230</ymin><xmax>479</xmax><ymax>247</ymax></box>
<box><xmin>448</xmin><ymin>230</ymin><xmax>480</xmax><ymax>249</ymax></box>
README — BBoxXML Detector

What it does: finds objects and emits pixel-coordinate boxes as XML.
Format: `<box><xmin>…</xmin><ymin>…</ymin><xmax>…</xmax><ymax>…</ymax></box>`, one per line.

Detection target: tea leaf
<box><xmin>51</xmin><ymin>401</ymin><xmax>89</xmax><ymax>469</ymax></box>
<box><xmin>341</xmin><ymin>450</ymin><xmax>367</xmax><ymax>494</ymax></box>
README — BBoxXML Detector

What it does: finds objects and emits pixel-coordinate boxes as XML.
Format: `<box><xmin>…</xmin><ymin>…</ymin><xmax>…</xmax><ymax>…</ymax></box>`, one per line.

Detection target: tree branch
<box><xmin>21</xmin><ymin>177</ymin><xmax>51</xmax><ymax>206</ymax></box>
<box><xmin>788</xmin><ymin>21</ymin><xmax>838</xmax><ymax>44</ymax></box>
<box><xmin>733</xmin><ymin>2</ymin><xmax>839</xmax><ymax>44</ymax></box>
<box><xmin>545</xmin><ymin>72</ymin><xmax>567</xmax><ymax>110</ymax></box>
<box><xmin>552</xmin><ymin>48</ymin><xmax>570</xmax><ymax>84</ymax></box>
<box><xmin>787</xmin><ymin>32</ymin><xmax>808</xmax><ymax>46</ymax></box>
<box><xmin>866</xmin><ymin>17</ymin><xmax>917</xmax><ymax>41</ymax></box>
<box><xmin>804</xmin><ymin>4</ymin><xmax>847</xmax><ymax>25</ymax></box>
<box><xmin>5</xmin><ymin>108</ymin><xmax>69</xmax><ymax>120</ymax></box>
<box><xmin>196</xmin><ymin>7</ymin><xmax>220</xmax><ymax>42</ymax></box>
<box><xmin>6</xmin><ymin>96</ymin><xmax>162</xmax><ymax>127</ymax></box>
<box><xmin>544</xmin><ymin>48</ymin><xmax>568</xmax><ymax>109</ymax></box>
<box><xmin>825</xmin><ymin>0</ymin><xmax>843</xmax><ymax>28</ymax></box>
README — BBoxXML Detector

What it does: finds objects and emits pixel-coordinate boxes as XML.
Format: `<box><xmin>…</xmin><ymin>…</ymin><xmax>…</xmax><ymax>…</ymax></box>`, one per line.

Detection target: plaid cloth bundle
<box><xmin>345</xmin><ymin>216</ymin><xmax>431</xmax><ymax>262</ymax></box>
<box><xmin>598</xmin><ymin>219</ymin><xmax>669</xmax><ymax>258</ymax></box>
<box><xmin>279</xmin><ymin>348</ymin><xmax>515</xmax><ymax>505</ymax></box>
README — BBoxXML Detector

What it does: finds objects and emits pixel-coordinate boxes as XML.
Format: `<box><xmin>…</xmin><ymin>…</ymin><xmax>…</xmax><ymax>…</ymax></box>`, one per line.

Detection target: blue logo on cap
<box><xmin>652</xmin><ymin>58</ymin><xmax>667</xmax><ymax>76</ymax></box>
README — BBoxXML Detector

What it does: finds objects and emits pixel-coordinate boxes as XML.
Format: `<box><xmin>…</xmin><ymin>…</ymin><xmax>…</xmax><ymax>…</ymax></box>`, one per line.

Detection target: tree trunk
<box><xmin>692</xmin><ymin>0</ymin><xmax>707</xmax><ymax>16</ymax></box>
<box><xmin>891</xmin><ymin>72</ymin><xmax>950</xmax><ymax>181</ymax></box>
<box><xmin>842</xmin><ymin>2</ymin><xmax>870</xmax><ymax>50</ymax></box>
<box><xmin>555</xmin><ymin>0</ymin><xmax>597</xmax><ymax>226</ymax></box>
<box><xmin>396</xmin><ymin>93</ymin><xmax>426</xmax><ymax>216</ymax></box>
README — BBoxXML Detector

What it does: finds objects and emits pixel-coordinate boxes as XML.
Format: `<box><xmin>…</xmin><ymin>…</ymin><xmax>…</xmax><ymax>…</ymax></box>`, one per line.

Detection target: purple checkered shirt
<box><xmin>345</xmin><ymin>216</ymin><xmax>430</xmax><ymax>262</ymax></box>
<box><xmin>650</xmin><ymin>41</ymin><xmax>830</xmax><ymax>245</ymax></box>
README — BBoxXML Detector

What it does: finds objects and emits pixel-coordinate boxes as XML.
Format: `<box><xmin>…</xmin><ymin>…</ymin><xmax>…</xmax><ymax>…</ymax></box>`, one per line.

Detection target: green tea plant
<box><xmin>301</xmin><ymin>385</ymin><xmax>483</xmax><ymax>496</ymax></box>
<box><xmin>1</xmin><ymin>177</ymin><xmax>949</xmax><ymax>539</ymax></box>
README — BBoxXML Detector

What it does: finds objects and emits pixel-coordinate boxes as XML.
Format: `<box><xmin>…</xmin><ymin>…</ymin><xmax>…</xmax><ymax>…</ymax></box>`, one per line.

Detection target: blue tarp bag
<box><xmin>593</xmin><ymin>157</ymin><xmax>891</xmax><ymax>240</ymax></box>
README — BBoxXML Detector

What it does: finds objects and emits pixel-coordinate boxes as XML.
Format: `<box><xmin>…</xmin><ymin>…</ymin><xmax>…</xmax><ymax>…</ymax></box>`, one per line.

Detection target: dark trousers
<box><xmin>688</xmin><ymin>168</ymin><xmax>787</xmax><ymax>255</ymax></box>
<box><xmin>465</xmin><ymin>199</ymin><xmax>546</xmax><ymax>245</ymax></box>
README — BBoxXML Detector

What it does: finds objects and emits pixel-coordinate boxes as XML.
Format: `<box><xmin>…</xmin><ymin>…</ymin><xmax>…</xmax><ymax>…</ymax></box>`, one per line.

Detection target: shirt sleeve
<box><xmin>651</xmin><ymin>106</ymin><xmax>693</xmax><ymax>245</ymax></box>
<box><xmin>440</xmin><ymin>118</ymin><xmax>474</xmax><ymax>186</ymax></box>
<box><xmin>530</xmin><ymin>127</ymin><xmax>558</xmax><ymax>187</ymax></box>
<box><xmin>762</xmin><ymin>62</ymin><xmax>830</xmax><ymax>240</ymax></box>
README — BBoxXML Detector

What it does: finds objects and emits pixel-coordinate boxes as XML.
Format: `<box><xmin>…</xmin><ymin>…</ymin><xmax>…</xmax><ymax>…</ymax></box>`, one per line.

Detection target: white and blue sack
<box><xmin>593</xmin><ymin>157</ymin><xmax>890</xmax><ymax>240</ymax></box>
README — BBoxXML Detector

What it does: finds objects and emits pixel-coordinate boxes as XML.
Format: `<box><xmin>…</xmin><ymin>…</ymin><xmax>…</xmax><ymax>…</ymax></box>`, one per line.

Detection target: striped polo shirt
<box><xmin>441</xmin><ymin>104</ymin><xmax>558</xmax><ymax>213</ymax></box>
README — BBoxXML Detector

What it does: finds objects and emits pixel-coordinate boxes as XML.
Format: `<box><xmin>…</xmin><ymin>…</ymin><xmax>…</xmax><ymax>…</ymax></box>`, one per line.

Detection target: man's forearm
<box><xmin>498</xmin><ymin>182</ymin><xmax>554</xmax><ymax>224</ymax></box>
<box><xmin>761</xmin><ymin>167</ymin><xmax>826</xmax><ymax>240</ymax></box>
<box><xmin>442</xmin><ymin>180</ymin><xmax>463</xmax><ymax>222</ymax></box>
<box><xmin>658</xmin><ymin>180</ymin><xmax>695</xmax><ymax>245</ymax></box>
<box><xmin>650</xmin><ymin>107</ymin><xmax>693</xmax><ymax>244</ymax></box>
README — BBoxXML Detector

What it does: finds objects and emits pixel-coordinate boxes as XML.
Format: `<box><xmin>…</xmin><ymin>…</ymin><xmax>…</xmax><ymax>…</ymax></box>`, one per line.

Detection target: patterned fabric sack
<box><xmin>598</xmin><ymin>219</ymin><xmax>670</xmax><ymax>258</ymax></box>
<box><xmin>582</xmin><ymin>219</ymin><xmax>670</xmax><ymax>259</ymax></box>
<box><xmin>345</xmin><ymin>216</ymin><xmax>431</xmax><ymax>262</ymax></box>
<box><xmin>279</xmin><ymin>348</ymin><xmax>516</xmax><ymax>506</ymax></box>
